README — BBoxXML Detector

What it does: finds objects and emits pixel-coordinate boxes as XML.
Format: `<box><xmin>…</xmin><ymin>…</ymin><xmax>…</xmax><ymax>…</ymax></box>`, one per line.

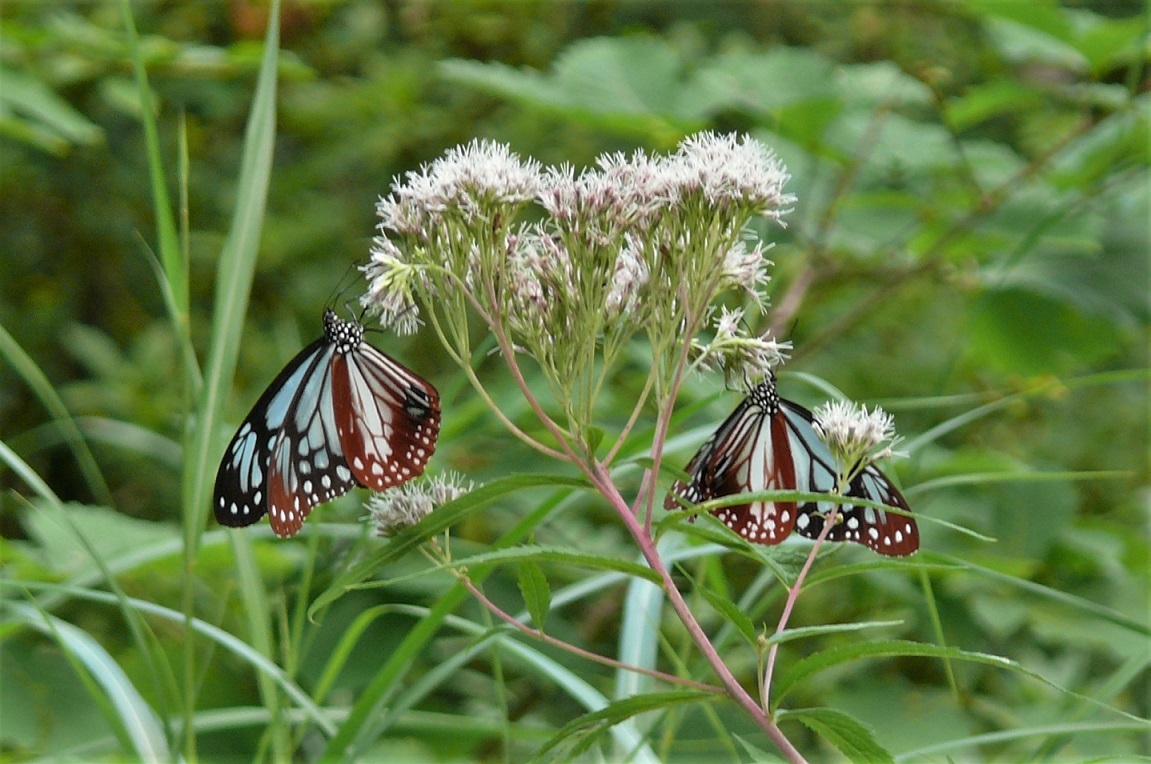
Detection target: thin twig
<box><xmin>458</xmin><ymin>574</ymin><xmax>724</xmax><ymax>695</ymax></box>
<box><xmin>760</xmin><ymin>506</ymin><xmax>840</xmax><ymax>711</ymax></box>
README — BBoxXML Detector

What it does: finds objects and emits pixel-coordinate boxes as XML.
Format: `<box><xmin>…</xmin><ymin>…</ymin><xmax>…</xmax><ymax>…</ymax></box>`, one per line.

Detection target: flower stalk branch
<box><xmin>456</xmin><ymin>571</ymin><xmax>724</xmax><ymax>696</ymax></box>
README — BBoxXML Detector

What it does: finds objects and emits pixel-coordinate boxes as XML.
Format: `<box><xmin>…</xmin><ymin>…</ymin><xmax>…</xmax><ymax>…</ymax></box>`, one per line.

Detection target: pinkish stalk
<box><xmin>760</xmin><ymin>505</ymin><xmax>841</xmax><ymax>711</ymax></box>
<box><xmin>589</xmin><ymin>461</ymin><xmax>808</xmax><ymax>764</ymax></box>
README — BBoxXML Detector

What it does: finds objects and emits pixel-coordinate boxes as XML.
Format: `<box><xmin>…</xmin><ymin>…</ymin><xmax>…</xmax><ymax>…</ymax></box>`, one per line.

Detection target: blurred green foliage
<box><xmin>0</xmin><ymin>0</ymin><xmax>1147</xmax><ymax>761</ymax></box>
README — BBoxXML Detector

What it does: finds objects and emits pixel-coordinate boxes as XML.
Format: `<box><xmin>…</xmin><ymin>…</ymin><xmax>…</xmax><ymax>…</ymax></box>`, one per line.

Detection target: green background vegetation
<box><xmin>0</xmin><ymin>1</ymin><xmax>1147</xmax><ymax>761</ymax></box>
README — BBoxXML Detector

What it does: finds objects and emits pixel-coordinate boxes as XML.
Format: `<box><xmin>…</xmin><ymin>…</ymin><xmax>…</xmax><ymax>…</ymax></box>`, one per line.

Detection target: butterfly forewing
<box><xmin>214</xmin><ymin>338</ymin><xmax>329</xmax><ymax>529</ymax></box>
<box><xmin>213</xmin><ymin>310</ymin><xmax>440</xmax><ymax>538</ymax></box>
<box><xmin>665</xmin><ymin>381</ymin><xmax>798</xmax><ymax>545</ymax></box>
<box><xmin>266</xmin><ymin>343</ymin><xmax>360</xmax><ymax>537</ymax></box>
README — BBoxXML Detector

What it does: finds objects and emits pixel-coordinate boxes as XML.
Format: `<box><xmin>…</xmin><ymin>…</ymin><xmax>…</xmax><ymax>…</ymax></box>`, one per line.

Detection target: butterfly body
<box><xmin>214</xmin><ymin>310</ymin><xmax>440</xmax><ymax>537</ymax></box>
<box><xmin>666</xmin><ymin>373</ymin><xmax>917</xmax><ymax>556</ymax></box>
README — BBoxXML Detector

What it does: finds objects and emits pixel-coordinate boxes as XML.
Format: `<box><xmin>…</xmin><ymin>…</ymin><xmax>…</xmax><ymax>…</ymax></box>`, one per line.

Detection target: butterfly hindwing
<box><xmin>780</xmin><ymin>399</ymin><xmax>919</xmax><ymax>556</ymax></box>
<box><xmin>333</xmin><ymin>342</ymin><xmax>440</xmax><ymax>491</ymax></box>
<box><xmin>266</xmin><ymin>343</ymin><xmax>359</xmax><ymax>537</ymax></box>
<box><xmin>794</xmin><ymin>463</ymin><xmax>919</xmax><ymax>556</ymax></box>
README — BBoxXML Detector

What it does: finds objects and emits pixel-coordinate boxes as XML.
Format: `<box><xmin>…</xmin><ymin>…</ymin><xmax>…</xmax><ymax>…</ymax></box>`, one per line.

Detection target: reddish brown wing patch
<box><xmin>267</xmin><ymin>431</ymin><xmax>307</xmax><ymax>537</ymax></box>
<box><xmin>332</xmin><ymin>347</ymin><xmax>441</xmax><ymax>492</ymax></box>
<box><xmin>665</xmin><ymin>383</ymin><xmax>801</xmax><ymax>546</ymax></box>
<box><xmin>707</xmin><ymin>412</ymin><xmax>798</xmax><ymax>545</ymax></box>
<box><xmin>265</xmin><ymin>401</ymin><xmax>360</xmax><ymax>537</ymax></box>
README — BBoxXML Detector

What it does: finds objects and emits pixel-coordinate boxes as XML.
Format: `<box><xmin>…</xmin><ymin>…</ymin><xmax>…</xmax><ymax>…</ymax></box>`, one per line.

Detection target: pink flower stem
<box><xmin>760</xmin><ymin>506</ymin><xmax>840</xmax><ymax>712</ymax></box>
<box><xmin>589</xmin><ymin>461</ymin><xmax>808</xmax><ymax>764</ymax></box>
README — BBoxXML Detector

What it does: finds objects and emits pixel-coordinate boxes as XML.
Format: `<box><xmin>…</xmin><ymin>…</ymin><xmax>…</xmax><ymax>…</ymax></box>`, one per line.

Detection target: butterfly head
<box><xmin>323</xmin><ymin>309</ymin><xmax>366</xmax><ymax>354</ymax></box>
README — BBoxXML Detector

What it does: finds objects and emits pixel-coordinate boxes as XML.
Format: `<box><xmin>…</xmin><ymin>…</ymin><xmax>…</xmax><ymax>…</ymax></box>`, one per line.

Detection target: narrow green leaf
<box><xmin>366</xmin><ymin>544</ymin><xmax>661</xmax><ymax>590</ymax></box>
<box><xmin>0</xmin><ymin>66</ymin><xmax>103</xmax><ymax>146</ymax></box>
<box><xmin>531</xmin><ymin>690</ymin><xmax>712</xmax><ymax>762</ymax></box>
<box><xmin>0</xmin><ymin>323</ymin><xmax>112</xmax><ymax>505</ymax></box>
<box><xmin>186</xmin><ymin>0</ymin><xmax>282</xmax><ymax>551</ymax></box>
<box><xmin>777</xmin><ymin>707</ymin><xmax>894</xmax><ymax>764</ymax></box>
<box><xmin>774</xmin><ymin>639</ymin><xmax>1021</xmax><ymax>706</ymax></box>
<box><xmin>229</xmin><ymin>532</ymin><xmax>284</xmax><ymax>759</ymax></box>
<box><xmin>311</xmin><ymin>605</ymin><xmax>395</xmax><ymax>706</ymax></box>
<box><xmin>694</xmin><ymin>577</ymin><xmax>758</xmax><ymax>645</ymax></box>
<box><xmin>732</xmin><ymin>734</ymin><xmax>777</xmax><ymax>761</ymax></box>
<box><xmin>517</xmin><ymin>561</ymin><xmax>551</xmax><ymax>630</ymax></box>
<box><xmin>762</xmin><ymin>620</ymin><xmax>905</xmax><ymax>648</ymax></box>
<box><xmin>5</xmin><ymin>581</ymin><xmax>335</xmax><ymax>736</ymax></box>
<box><xmin>9</xmin><ymin>603</ymin><xmax>169</xmax><ymax>761</ymax></box>
<box><xmin>320</xmin><ymin>484</ymin><xmax>586</xmax><ymax>759</ymax></box>
<box><xmin>119</xmin><ymin>0</ymin><xmax>186</xmax><ymax>326</ymax></box>
<box><xmin>309</xmin><ymin>473</ymin><xmax>589</xmax><ymax>618</ymax></box>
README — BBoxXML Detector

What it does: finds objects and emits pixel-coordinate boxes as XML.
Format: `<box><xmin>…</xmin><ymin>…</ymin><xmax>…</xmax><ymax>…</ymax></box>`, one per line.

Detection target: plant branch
<box><xmin>588</xmin><ymin>461</ymin><xmax>808</xmax><ymax>764</ymax></box>
<box><xmin>760</xmin><ymin>506</ymin><xmax>840</xmax><ymax>712</ymax></box>
<box><xmin>458</xmin><ymin>574</ymin><xmax>724</xmax><ymax>695</ymax></box>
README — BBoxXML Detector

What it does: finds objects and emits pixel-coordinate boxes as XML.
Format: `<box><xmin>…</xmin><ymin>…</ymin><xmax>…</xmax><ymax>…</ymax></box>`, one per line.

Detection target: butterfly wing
<box><xmin>214</xmin><ymin>338</ymin><xmax>358</xmax><ymax>535</ymax></box>
<box><xmin>214</xmin><ymin>311</ymin><xmax>441</xmax><ymax>539</ymax></box>
<box><xmin>264</xmin><ymin>343</ymin><xmax>362</xmax><ymax>537</ymax></box>
<box><xmin>665</xmin><ymin>381</ymin><xmax>799</xmax><ymax>545</ymax></box>
<box><xmin>781</xmin><ymin>399</ymin><xmax>919</xmax><ymax>557</ymax></box>
<box><xmin>332</xmin><ymin>342</ymin><xmax>440</xmax><ymax>491</ymax></box>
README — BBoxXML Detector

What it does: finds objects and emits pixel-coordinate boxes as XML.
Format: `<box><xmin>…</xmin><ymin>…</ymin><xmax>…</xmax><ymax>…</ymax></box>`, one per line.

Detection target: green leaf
<box><xmin>777</xmin><ymin>707</ymin><xmax>894</xmax><ymax>764</ymax></box>
<box><xmin>762</xmin><ymin>620</ymin><xmax>906</xmax><ymax>649</ymax></box>
<box><xmin>982</xmin><ymin>16</ymin><xmax>1087</xmax><ymax>70</ymax></box>
<box><xmin>967</xmin><ymin>286</ymin><xmax>1123</xmax><ymax>375</ymax></box>
<box><xmin>689</xmin><ymin>47</ymin><xmax>838</xmax><ymax>115</ymax></box>
<box><xmin>517</xmin><ymin>561</ymin><xmax>551</xmax><ymax>630</ymax></box>
<box><xmin>836</xmin><ymin>61</ymin><xmax>934</xmax><ymax>109</ymax></box>
<box><xmin>0</xmin><ymin>324</ymin><xmax>113</xmax><ymax>505</ymax></box>
<box><xmin>309</xmin><ymin>474</ymin><xmax>590</xmax><ymax>618</ymax></box>
<box><xmin>531</xmin><ymin>690</ymin><xmax>713</xmax><ymax>762</ymax></box>
<box><xmin>9</xmin><ymin>603</ymin><xmax>170</xmax><ymax>761</ymax></box>
<box><xmin>947</xmin><ymin>81</ymin><xmax>1045</xmax><ymax>131</ymax></box>
<box><xmin>441</xmin><ymin>36</ymin><xmax>705</xmax><ymax>136</ymax></box>
<box><xmin>186</xmin><ymin>0</ymin><xmax>282</xmax><ymax>553</ymax></box>
<box><xmin>1074</xmin><ymin>16</ymin><xmax>1146</xmax><ymax>74</ymax></box>
<box><xmin>0</xmin><ymin>66</ymin><xmax>104</xmax><ymax>152</ymax></box>
<box><xmin>825</xmin><ymin>111</ymin><xmax>956</xmax><ymax>183</ymax></box>
<box><xmin>585</xmin><ymin>425</ymin><xmax>605</xmax><ymax>456</ymax></box>
<box><xmin>21</xmin><ymin>502</ymin><xmax>178</xmax><ymax>576</ymax></box>
<box><xmin>694</xmin><ymin>578</ymin><xmax>758</xmax><ymax>645</ymax></box>
<box><xmin>366</xmin><ymin>544</ymin><xmax>662</xmax><ymax>594</ymax></box>
<box><xmin>959</xmin><ymin>0</ymin><xmax>1073</xmax><ymax>41</ymax></box>
<box><xmin>7</xmin><ymin>581</ymin><xmax>336</xmax><ymax>736</ymax></box>
<box><xmin>773</xmin><ymin>639</ymin><xmax>1022</xmax><ymax>707</ymax></box>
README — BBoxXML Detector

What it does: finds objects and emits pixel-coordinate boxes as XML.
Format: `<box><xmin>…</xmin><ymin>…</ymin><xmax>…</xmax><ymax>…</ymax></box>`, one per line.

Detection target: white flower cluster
<box><xmin>363</xmin><ymin>131</ymin><xmax>795</xmax><ymax>412</ymax></box>
<box><xmin>690</xmin><ymin>307</ymin><xmax>791</xmax><ymax>385</ymax></box>
<box><xmin>367</xmin><ymin>472</ymin><xmax>475</xmax><ymax>537</ymax></box>
<box><xmin>377</xmin><ymin>140</ymin><xmax>542</xmax><ymax>236</ymax></box>
<box><xmin>813</xmin><ymin>400</ymin><xmax>902</xmax><ymax>477</ymax></box>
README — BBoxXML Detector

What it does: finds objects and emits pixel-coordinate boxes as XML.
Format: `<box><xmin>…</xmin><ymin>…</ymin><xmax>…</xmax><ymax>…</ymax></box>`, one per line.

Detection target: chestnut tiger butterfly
<box><xmin>665</xmin><ymin>372</ymin><xmax>918</xmax><ymax>556</ymax></box>
<box><xmin>214</xmin><ymin>309</ymin><xmax>440</xmax><ymax>537</ymax></box>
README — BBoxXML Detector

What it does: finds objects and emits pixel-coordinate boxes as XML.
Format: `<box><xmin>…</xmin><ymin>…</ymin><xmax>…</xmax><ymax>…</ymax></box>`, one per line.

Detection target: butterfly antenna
<box><xmin>326</xmin><ymin>260</ymin><xmax>368</xmax><ymax>314</ymax></box>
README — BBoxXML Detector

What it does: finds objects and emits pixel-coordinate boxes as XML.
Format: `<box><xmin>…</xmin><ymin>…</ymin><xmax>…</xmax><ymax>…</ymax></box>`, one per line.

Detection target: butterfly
<box><xmin>664</xmin><ymin>372</ymin><xmax>918</xmax><ymax>556</ymax></box>
<box><xmin>214</xmin><ymin>309</ymin><xmax>441</xmax><ymax>537</ymax></box>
